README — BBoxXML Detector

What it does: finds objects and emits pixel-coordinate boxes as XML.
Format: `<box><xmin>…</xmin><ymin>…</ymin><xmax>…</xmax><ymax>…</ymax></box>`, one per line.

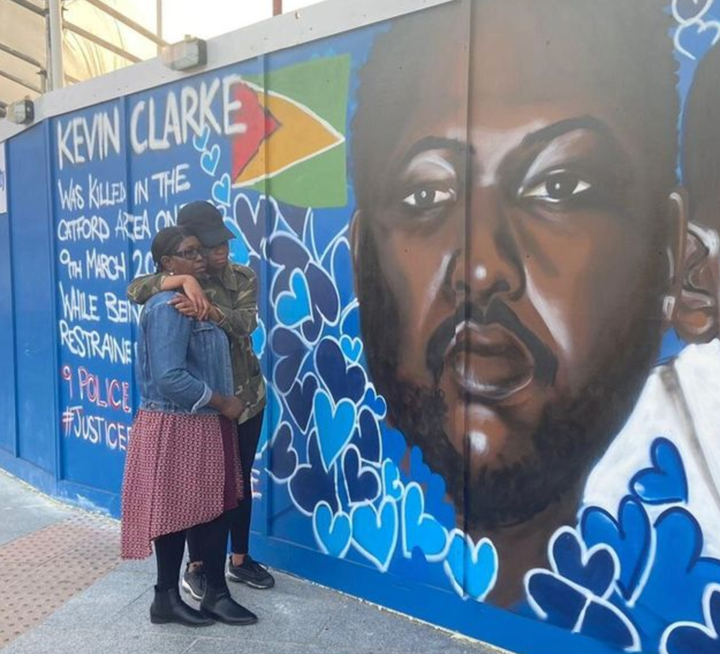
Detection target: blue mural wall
<box><xmin>3</xmin><ymin>1</ymin><xmax>720</xmax><ymax>652</ymax></box>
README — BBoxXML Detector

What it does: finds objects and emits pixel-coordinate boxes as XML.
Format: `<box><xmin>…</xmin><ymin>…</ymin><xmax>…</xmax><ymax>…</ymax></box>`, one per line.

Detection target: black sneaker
<box><xmin>226</xmin><ymin>555</ymin><xmax>275</xmax><ymax>589</ymax></box>
<box><xmin>181</xmin><ymin>563</ymin><xmax>207</xmax><ymax>601</ymax></box>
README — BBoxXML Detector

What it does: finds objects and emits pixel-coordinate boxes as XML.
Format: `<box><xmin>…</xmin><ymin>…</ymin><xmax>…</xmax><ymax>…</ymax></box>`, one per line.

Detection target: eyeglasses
<box><xmin>172</xmin><ymin>248</ymin><xmax>204</xmax><ymax>260</ymax></box>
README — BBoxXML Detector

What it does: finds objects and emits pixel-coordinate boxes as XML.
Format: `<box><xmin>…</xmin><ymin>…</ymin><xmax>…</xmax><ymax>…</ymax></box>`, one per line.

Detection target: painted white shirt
<box><xmin>584</xmin><ymin>339</ymin><xmax>720</xmax><ymax>558</ymax></box>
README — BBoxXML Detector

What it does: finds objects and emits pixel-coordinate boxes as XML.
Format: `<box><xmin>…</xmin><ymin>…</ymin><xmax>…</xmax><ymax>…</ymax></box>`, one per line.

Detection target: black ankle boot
<box><xmin>201</xmin><ymin>584</ymin><xmax>258</xmax><ymax>625</ymax></box>
<box><xmin>150</xmin><ymin>586</ymin><xmax>215</xmax><ymax>627</ymax></box>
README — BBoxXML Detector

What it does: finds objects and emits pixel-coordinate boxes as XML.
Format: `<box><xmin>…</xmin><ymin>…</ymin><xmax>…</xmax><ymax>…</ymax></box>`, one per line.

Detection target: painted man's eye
<box><xmin>402</xmin><ymin>187</ymin><xmax>457</xmax><ymax>209</ymax></box>
<box><xmin>521</xmin><ymin>172</ymin><xmax>591</xmax><ymax>203</ymax></box>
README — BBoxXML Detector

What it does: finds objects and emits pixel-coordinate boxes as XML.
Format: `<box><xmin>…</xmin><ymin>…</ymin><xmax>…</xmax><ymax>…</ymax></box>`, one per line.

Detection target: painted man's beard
<box><xmin>354</xmin><ymin>221</ymin><xmax>665</xmax><ymax>532</ymax></box>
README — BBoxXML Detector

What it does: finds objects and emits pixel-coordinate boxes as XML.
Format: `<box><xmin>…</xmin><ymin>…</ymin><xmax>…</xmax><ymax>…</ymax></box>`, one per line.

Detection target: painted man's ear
<box><xmin>673</xmin><ymin>222</ymin><xmax>719</xmax><ymax>343</ymax></box>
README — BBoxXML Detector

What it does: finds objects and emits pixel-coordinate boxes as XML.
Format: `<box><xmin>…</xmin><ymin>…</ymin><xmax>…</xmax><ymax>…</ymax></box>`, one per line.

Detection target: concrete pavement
<box><xmin>0</xmin><ymin>469</ymin><xmax>506</xmax><ymax>654</ymax></box>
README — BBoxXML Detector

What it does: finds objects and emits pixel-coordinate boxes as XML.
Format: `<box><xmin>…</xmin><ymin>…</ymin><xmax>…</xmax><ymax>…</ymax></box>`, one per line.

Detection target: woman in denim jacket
<box><xmin>121</xmin><ymin>227</ymin><xmax>257</xmax><ymax>627</ymax></box>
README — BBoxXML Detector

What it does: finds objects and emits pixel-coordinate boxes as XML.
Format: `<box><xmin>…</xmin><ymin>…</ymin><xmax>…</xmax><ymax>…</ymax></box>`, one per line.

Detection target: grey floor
<box><xmin>0</xmin><ymin>470</ymin><xmax>506</xmax><ymax>654</ymax></box>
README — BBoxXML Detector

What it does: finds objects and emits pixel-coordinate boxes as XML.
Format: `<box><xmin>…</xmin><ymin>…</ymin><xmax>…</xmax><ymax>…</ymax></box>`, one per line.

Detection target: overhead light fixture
<box><xmin>7</xmin><ymin>98</ymin><xmax>35</xmax><ymax>125</ymax></box>
<box><xmin>161</xmin><ymin>36</ymin><xmax>207</xmax><ymax>72</ymax></box>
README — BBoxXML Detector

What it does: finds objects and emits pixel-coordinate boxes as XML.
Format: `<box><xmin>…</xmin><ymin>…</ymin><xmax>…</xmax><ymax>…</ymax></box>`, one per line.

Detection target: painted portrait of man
<box><xmin>351</xmin><ymin>0</ymin><xmax>686</xmax><ymax>602</ymax></box>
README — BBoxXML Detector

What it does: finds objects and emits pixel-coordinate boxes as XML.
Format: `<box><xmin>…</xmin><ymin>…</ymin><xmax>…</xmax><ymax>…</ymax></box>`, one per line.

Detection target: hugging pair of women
<box><xmin>121</xmin><ymin>200</ymin><xmax>272</xmax><ymax>627</ymax></box>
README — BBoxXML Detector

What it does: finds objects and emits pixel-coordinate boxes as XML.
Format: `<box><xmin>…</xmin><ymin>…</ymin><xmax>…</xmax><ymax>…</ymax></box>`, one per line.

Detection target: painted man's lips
<box><xmin>445</xmin><ymin>320</ymin><xmax>535</xmax><ymax>401</ymax></box>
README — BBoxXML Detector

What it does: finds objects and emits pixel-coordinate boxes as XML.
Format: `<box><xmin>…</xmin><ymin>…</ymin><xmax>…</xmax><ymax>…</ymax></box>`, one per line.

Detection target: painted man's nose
<box><xmin>448</xmin><ymin>188</ymin><xmax>524</xmax><ymax>306</ymax></box>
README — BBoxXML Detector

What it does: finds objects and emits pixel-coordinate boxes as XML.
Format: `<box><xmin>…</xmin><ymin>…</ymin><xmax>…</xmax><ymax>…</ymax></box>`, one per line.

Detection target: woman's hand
<box><xmin>167</xmin><ymin>275</ymin><xmax>211</xmax><ymax>320</ymax></box>
<box><xmin>209</xmin><ymin>394</ymin><xmax>245</xmax><ymax>420</ymax></box>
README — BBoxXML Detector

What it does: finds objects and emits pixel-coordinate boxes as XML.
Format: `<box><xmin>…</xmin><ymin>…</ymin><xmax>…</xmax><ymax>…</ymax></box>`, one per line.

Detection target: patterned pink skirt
<box><xmin>121</xmin><ymin>410</ymin><xmax>243</xmax><ymax>559</ymax></box>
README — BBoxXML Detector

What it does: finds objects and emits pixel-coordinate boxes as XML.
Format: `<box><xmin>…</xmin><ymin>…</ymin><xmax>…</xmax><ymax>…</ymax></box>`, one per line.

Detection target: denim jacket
<box><xmin>136</xmin><ymin>291</ymin><xmax>234</xmax><ymax>414</ymax></box>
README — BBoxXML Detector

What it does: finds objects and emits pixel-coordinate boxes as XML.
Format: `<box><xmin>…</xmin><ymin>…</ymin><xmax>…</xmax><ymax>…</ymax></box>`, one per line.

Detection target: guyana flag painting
<box><xmin>229</xmin><ymin>55</ymin><xmax>350</xmax><ymax>208</ymax></box>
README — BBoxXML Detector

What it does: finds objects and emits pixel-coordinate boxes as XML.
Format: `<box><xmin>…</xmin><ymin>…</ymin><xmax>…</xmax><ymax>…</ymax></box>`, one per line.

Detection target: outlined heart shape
<box><xmin>315</xmin><ymin>337</ymin><xmax>367</xmax><ymax>404</ymax></box>
<box><xmin>286</xmin><ymin>373</ymin><xmax>318</xmax><ymax>432</ymax></box>
<box><xmin>212</xmin><ymin>173</ymin><xmax>232</xmax><ymax>206</ymax></box>
<box><xmin>362</xmin><ymin>386</ymin><xmax>387</xmax><ymax>419</ymax></box>
<box><xmin>340</xmin><ymin>334</ymin><xmax>363</xmax><ymax>364</ymax></box>
<box><xmin>314</xmin><ymin>388</ymin><xmax>356</xmax><ymax>471</ymax></box>
<box><xmin>270</xmin><ymin>326</ymin><xmax>309</xmax><ymax>393</ymax></box>
<box><xmin>288</xmin><ymin>431</ymin><xmax>339</xmax><ymax>516</ymax></box>
<box><xmin>313</xmin><ymin>501</ymin><xmax>352</xmax><ymax>558</ymax></box>
<box><xmin>581</xmin><ymin>497</ymin><xmax>651</xmax><ymax>599</ymax></box>
<box><xmin>352</xmin><ymin>408</ymin><xmax>382</xmax><ymax>463</ymax></box>
<box><xmin>342</xmin><ymin>445</ymin><xmax>380</xmax><ymax>504</ymax></box>
<box><xmin>443</xmin><ymin>529</ymin><xmax>498</xmax><ymax>601</ymax></box>
<box><xmin>232</xmin><ymin>194</ymin><xmax>278</xmax><ymax>255</ymax></box>
<box><xmin>631</xmin><ymin>437</ymin><xmax>688</xmax><ymax>505</ymax></box>
<box><xmin>350</xmin><ymin>498</ymin><xmax>399</xmax><ymax>572</ymax></box>
<box><xmin>401</xmin><ymin>482</ymin><xmax>449</xmax><ymax>562</ymax></box>
<box><xmin>192</xmin><ymin>125</ymin><xmax>210</xmax><ymax>152</ymax></box>
<box><xmin>552</xmin><ymin>528</ymin><xmax>618</xmax><ymax>599</ymax></box>
<box><xmin>201</xmin><ymin>144</ymin><xmax>221</xmax><ymax>176</ymax></box>
<box><xmin>382</xmin><ymin>459</ymin><xmax>403</xmax><ymax>501</ymax></box>
<box><xmin>276</xmin><ymin>269</ymin><xmax>312</xmax><ymax>328</ymax></box>
<box><xmin>662</xmin><ymin>583</ymin><xmax>720</xmax><ymax>654</ymax></box>
<box><xmin>268</xmin><ymin>422</ymin><xmax>298</xmax><ymax>482</ymax></box>
<box><xmin>301</xmin><ymin>263</ymin><xmax>341</xmax><ymax>343</ymax></box>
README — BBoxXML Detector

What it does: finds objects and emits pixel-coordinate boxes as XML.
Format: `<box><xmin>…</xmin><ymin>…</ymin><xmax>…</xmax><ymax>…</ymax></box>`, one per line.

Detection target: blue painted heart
<box><xmin>631</xmin><ymin>437</ymin><xmax>688</xmax><ymax>505</ymax></box>
<box><xmin>443</xmin><ymin>530</ymin><xmax>498</xmax><ymax>601</ymax></box>
<box><xmin>212</xmin><ymin>173</ymin><xmax>232</xmax><ymax>207</ymax></box>
<box><xmin>676</xmin><ymin>19</ymin><xmax>720</xmax><ymax>62</ymax></box>
<box><xmin>286</xmin><ymin>374</ymin><xmax>318</xmax><ymax>432</ymax></box>
<box><xmin>636</xmin><ymin>507</ymin><xmax>720</xmax><ymax>623</ymax></box>
<box><xmin>340</xmin><ymin>335</ymin><xmax>363</xmax><ymax>364</ymax></box>
<box><xmin>579</xmin><ymin>599</ymin><xmax>639</xmax><ymax>651</ymax></box>
<box><xmin>381</xmin><ymin>459</ymin><xmax>403</xmax><ymax>501</ymax></box>
<box><xmin>269</xmin><ymin>422</ymin><xmax>297</xmax><ymax>481</ymax></box>
<box><xmin>301</xmin><ymin>263</ymin><xmax>340</xmax><ymax>343</ymax></box>
<box><xmin>352</xmin><ymin>408</ymin><xmax>382</xmax><ymax>463</ymax></box>
<box><xmin>362</xmin><ymin>387</ymin><xmax>387</xmax><ymax>419</ymax></box>
<box><xmin>192</xmin><ymin>125</ymin><xmax>210</xmax><ymax>152</ymax></box>
<box><xmin>663</xmin><ymin>585</ymin><xmax>720</xmax><ymax>654</ymax></box>
<box><xmin>232</xmin><ymin>194</ymin><xmax>277</xmax><ymax>255</ymax></box>
<box><xmin>552</xmin><ymin>529</ymin><xmax>617</xmax><ymax>598</ymax></box>
<box><xmin>402</xmin><ymin>483</ymin><xmax>448</xmax><ymax>561</ymax></box>
<box><xmin>526</xmin><ymin>570</ymin><xmax>587</xmax><ymax>630</ymax></box>
<box><xmin>581</xmin><ymin>497</ymin><xmax>651</xmax><ymax>599</ymax></box>
<box><xmin>268</xmin><ymin>233</ymin><xmax>311</xmax><ymax>295</ymax></box>
<box><xmin>315</xmin><ymin>338</ymin><xmax>367</xmax><ymax>404</ymax></box>
<box><xmin>342</xmin><ymin>446</ymin><xmax>380</xmax><ymax>504</ymax></box>
<box><xmin>288</xmin><ymin>431</ymin><xmax>339</xmax><ymax>515</ymax></box>
<box><xmin>313</xmin><ymin>502</ymin><xmax>352</xmax><ymax>558</ymax></box>
<box><xmin>270</xmin><ymin>326</ymin><xmax>309</xmax><ymax>393</ymax></box>
<box><xmin>314</xmin><ymin>389</ymin><xmax>356</xmax><ymax>471</ymax></box>
<box><xmin>200</xmin><ymin>143</ymin><xmax>221</xmax><ymax>176</ymax></box>
<box><xmin>351</xmin><ymin>499</ymin><xmax>399</xmax><ymax>572</ymax></box>
<box><xmin>276</xmin><ymin>269</ymin><xmax>313</xmax><ymax>328</ymax></box>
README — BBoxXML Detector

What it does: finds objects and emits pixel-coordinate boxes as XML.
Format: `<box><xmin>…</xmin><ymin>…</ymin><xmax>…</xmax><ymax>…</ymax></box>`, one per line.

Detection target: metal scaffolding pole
<box><xmin>64</xmin><ymin>21</ymin><xmax>142</xmax><ymax>63</ymax></box>
<box><xmin>0</xmin><ymin>68</ymin><xmax>43</xmax><ymax>94</ymax></box>
<box><xmin>81</xmin><ymin>0</ymin><xmax>168</xmax><ymax>46</ymax></box>
<box><xmin>48</xmin><ymin>0</ymin><xmax>64</xmax><ymax>90</ymax></box>
<box><xmin>156</xmin><ymin>0</ymin><xmax>163</xmax><ymax>56</ymax></box>
<box><xmin>7</xmin><ymin>0</ymin><xmax>46</xmax><ymax>17</ymax></box>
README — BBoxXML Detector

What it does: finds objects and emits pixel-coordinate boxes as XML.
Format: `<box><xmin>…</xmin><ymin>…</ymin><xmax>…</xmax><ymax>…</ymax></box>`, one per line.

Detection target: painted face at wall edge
<box><xmin>353</xmin><ymin>1</ymin><xmax>682</xmax><ymax>530</ymax></box>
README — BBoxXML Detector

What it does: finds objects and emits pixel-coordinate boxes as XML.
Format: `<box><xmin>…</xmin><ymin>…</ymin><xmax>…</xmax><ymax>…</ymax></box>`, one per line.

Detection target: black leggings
<box><xmin>187</xmin><ymin>409</ymin><xmax>264</xmax><ymax>562</ymax></box>
<box><xmin>155</xmin><ymin>512</ymin><xmax>229</xmax><ymax>591</ymax></box>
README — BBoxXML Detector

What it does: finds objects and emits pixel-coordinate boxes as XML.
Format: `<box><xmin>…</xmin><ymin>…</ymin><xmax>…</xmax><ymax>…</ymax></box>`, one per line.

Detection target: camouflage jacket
<box><xmin>127</xmin><ymin>264</ymin><xmax>266</xmax><ymax>424</ymax></box>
